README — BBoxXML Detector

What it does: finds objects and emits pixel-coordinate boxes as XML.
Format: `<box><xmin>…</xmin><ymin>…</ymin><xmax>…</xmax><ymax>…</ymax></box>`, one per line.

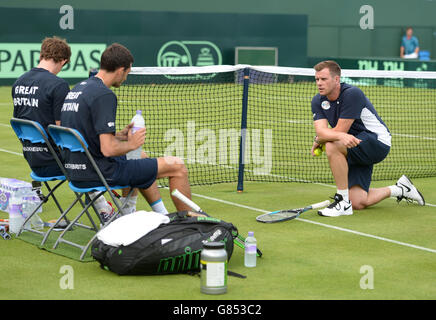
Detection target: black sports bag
<box><xmin>91</xmin><ymin>211</ymin><xmax>238</xmax><ymax>275</ymax></box>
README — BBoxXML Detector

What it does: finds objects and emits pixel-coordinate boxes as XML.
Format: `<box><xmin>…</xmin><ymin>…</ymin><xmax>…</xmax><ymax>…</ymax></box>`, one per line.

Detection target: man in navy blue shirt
<box><xmin>13</xmin><ymin>37</ymin><xmax>71</xmax><ymax>176</ymax></box>
<box><xmin>311</xmin><ymin>60</ymin><xmax>425</xmax><ymax>216</ymax></box>
<box><xmin>12</xmin><ymin>37</ymin><xmax>114</xmax><ymax>220</ymax></box>
<box><xmin>61</xmin><ymin>43</ymin><xmax>192</xmax><ymax>212</ymax></box>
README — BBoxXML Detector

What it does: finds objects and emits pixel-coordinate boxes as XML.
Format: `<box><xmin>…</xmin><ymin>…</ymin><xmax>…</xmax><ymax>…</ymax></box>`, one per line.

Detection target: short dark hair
<box><xmin>40</xmin><ymin>36</ymin><xmax>71</xmax><ymax>64</ymax></box>
<box><xmin>100</xmin><ymin>43</ymin><xmax>134</xmax><ymax>72</ymax></box>
<box><xmin>313</xmin><ymin>60</ymin><xmax>341</xmax><ymax>77</ymax></box>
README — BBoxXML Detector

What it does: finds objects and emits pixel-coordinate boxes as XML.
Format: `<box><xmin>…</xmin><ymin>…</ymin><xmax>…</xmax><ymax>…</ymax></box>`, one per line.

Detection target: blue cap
<box><xmin>248</xmin><ymin>231</ymin><xmax>254</xmax><ymax>236</ymax></box>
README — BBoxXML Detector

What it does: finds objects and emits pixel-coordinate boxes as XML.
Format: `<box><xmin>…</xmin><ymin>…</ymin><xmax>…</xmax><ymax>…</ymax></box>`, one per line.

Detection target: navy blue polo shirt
<box><xmin>311</xmin><ymin>83</ymin><xmax>391</xmax><ymax>147</ymax></box>
<box><xmin>60</xmin><ymin>76</ymin><xmax>117</xmax><ymax>182</ymax></box>
<box><xmin>12</xmin><ymin>67</ymin><xmax>70</xmax><ymax>169</ymax></box>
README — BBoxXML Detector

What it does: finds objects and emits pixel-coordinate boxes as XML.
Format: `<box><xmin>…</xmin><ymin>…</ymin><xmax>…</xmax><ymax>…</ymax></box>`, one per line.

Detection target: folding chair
<box><xmin>9</xmin><ymin>118</ymin><xmax>98</xmax><ymax>241</ymax></box>
<box><xmin>47</xmin><ymin>124</ymin><xmax>134</xmax><ymax>260</ymax></box>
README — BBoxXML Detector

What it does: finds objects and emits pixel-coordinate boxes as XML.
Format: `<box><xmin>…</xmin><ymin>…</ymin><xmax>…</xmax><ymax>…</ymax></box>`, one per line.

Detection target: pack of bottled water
<box><xmin>0</xmin><ymin>178</ymin><xmax>43</xmax><ymax>233</ymax></box>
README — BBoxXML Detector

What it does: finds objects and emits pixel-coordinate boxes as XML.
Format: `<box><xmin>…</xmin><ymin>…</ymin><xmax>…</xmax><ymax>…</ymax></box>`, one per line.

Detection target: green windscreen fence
<box><xmin>235</xmin><ymin>47</ymin><xmax>278</xmax><ymax>66</ymax></box>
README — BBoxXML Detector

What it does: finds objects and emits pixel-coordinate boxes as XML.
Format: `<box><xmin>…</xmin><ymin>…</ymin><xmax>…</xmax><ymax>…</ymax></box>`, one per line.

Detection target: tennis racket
<box><xmin>171</xmin><ymin>189</ymin><xmax>262</xmax><ymax>257</ymax></box>
<box><xmin>256</xmin><ymin>200</ymin><xmax>330</xmax><ymax>223</ymax></box>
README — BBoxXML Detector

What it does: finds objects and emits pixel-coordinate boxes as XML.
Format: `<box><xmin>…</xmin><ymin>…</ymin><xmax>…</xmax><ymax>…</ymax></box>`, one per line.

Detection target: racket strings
<box><xmin>257</xmin><ymin>210</ymin><xmax>298</xmax><ymax>222</ymax></box>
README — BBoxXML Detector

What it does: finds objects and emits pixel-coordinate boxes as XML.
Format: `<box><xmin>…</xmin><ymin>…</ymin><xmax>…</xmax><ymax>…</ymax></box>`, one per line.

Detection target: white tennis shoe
<box><xmin>396</xmin><ymin>175</ymin><xmax>425</xmax><ymax>206</ymax></box>
<box><xmin>318</xmin><ymin>194</ymin><xmax>353</xmax><ymax>217</ymax></box>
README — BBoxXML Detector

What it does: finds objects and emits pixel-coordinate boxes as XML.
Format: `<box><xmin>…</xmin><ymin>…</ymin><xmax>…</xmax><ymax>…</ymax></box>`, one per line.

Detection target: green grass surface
<box><xmin>0</xmin><ymin>85</ymin><xmax>435</xmax><ymax>300</ymax></box>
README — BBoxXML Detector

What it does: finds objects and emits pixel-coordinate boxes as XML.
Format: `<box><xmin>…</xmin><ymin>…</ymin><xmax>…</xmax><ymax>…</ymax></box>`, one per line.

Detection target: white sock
<box><xmin>150</xmin><ymin>198</ymin><xmax>168</xmax><ymax>214</ymax></box>
<box><xmin>389</xmin><ymin>185</ymin><xmax>403</xmax><ymax>197</ymax></box>
<box><xmin>121</xmin><ymin>195</ymin><xmax>137</xmax><ymax>214</ymax></box>
<box><xmin>337</xmin><ymin>189</ymin><xmax>349</xmax><ymax>202</ymax></box>
<box><xmin>89</xmin><ymin>192</ymin><xmax>110</xmax><ymax>213</ymax></box>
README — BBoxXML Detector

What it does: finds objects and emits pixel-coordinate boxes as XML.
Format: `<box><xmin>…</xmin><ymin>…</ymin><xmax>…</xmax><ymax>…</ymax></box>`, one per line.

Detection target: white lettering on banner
<box><xmin>0</xmin><ymin>43</ymin><xmax>106</xmax><ymax>78</ymax></box>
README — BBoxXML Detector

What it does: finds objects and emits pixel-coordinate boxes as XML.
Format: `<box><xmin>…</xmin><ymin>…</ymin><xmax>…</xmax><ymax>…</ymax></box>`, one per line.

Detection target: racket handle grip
<box><xmin>311</xmin><ymin>200</ymin><xmax>331</xmax><ymax>209</ymax></box>
<box><xmin>171</xmin><ymin>189</ymin><xmax>202</xmax><ymax>212</ymax></box>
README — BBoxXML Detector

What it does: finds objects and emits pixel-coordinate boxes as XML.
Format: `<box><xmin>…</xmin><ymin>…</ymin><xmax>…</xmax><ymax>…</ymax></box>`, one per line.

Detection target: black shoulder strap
<box><xmin>188</xmin><ymin>270</ymin><xmax>246</xmax><ymax>279</ymax></box>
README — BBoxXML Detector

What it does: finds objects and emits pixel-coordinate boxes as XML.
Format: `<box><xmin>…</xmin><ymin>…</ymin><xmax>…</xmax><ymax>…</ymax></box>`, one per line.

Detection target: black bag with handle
<box><xmin>91</xmin><ymin>211</ymin><xmax>238</xmax><ymax>275</ymax></box>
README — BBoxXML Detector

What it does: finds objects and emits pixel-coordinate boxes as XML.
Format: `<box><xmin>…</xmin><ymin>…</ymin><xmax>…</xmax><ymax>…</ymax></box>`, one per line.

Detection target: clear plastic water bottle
<box><xmin>244</xmin><ymin>231</ymin><xmax>257</xmax><ymax>267</ymax></box>
<box><xmin>21</xmin><ymin>196</ymin><xmax>44</xmax><ymax>230</ymax></box>
<box><xmin>126</xmin><ymin>110</ymin><xmax>145</xmax><ymax>160</ymax></box>
<box><xmin>8</xmin><ymin>194</ymin><xmax>25</xmax><ymax>234</ymax></box>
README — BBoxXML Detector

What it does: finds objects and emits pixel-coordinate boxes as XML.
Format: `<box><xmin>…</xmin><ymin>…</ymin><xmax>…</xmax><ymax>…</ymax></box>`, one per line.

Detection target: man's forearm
<box><xmin>100</xmin><ymin>134</ymin><xmax>133</xmax><ymax>157</ymax></box>
<box><xmin>315</xmin><ymin>127</ymin><xmax>345</xmax><ymax>143</ymax></box>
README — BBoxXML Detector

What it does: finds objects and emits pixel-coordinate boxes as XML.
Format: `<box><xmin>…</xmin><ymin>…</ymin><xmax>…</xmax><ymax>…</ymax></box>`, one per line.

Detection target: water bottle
<box><xmin>126</xmin><ymin>110</ymin><xmax>145</xmax><ymax>160</ymax></box>
<box><xmin>8</xmin><ymin>193</ymin><xmax>25</xmax><ymax>234</ymax></box>
<box><xmin>244</xmin><ymin>231</ymin><xmax>257</xmax><ymax>267</ymax></box>
<box><xmin>0</xmin><ymin>180</ymin><xmax>9</xmax><ymax>210</ymax></box>
<box><xmin>21</xmin><ymin>196</ymin><xmax>44</xmax><ymax>231</ymax></box>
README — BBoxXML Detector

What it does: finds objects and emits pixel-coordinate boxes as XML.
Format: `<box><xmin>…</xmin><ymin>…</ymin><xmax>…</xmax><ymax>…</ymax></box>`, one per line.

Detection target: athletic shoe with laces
<box><xmin>396</xmin><ymin>175</ymin><xmax>425</xmax><ymax>206</ymax></box>
<box><xmin>318</xmin><ymin>193</ymin><xmax>353</xmax><ymax>217</ymax></box>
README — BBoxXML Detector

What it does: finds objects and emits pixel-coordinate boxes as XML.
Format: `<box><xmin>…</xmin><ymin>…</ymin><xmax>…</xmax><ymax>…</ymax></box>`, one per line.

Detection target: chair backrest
<box><xmin>47</xmin><ymin>124</ymin><xmax>110</xmax><ymax>190</ymax></box>
<box><xmin>10</xmin><ymin>118</ymin><xmax>47</xmax><ymax>144</ymax></box>
<box><xmin>10</xmin><ymin>118</ymin><xmax>66</xmax><ymax>175</ymax></box>
<box><xmin>47</xmin><ymin>125</ymin><xmax>89</xmax><ymax>153</ymax></box>
<box><xmin>419</xmin><ymin>50</ymin><xmax>430</xmax><ymax>61</ymax></box>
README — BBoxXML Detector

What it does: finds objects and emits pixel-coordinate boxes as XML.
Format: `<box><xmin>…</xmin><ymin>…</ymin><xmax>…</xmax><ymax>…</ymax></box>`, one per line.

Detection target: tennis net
<box><xmin>114</xmin><ymin>65</ymin><xmax>436</xmax><ymax>189</ymax></box>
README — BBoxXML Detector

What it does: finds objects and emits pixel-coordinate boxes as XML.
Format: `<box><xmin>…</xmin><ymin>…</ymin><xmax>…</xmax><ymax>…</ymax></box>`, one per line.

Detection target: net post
<box><xmin>237</xmin><ymin>68</ymin><xmax>250</xmax><ymax>192</ymax></box>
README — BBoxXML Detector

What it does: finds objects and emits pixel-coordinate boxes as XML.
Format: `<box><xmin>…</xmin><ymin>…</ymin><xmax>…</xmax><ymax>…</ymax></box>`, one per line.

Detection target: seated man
<box><xmin>60</xmin><ymin>43</ymin><xmax>193</xmax><ymax>212</ymax></box>
<box><xmin>11</xmin><ymin>36</ymin><xmax>114</xmax><ymax>221</ymax></box>
<box><xmin>400</xmin><ymin>27</ymin><xmax>419</xmax><ymax>59</ymax></box>
<box><xmin>12</xmin><ymin>36</ymin><xmax>70</xmax><ymax>178</ymax></box>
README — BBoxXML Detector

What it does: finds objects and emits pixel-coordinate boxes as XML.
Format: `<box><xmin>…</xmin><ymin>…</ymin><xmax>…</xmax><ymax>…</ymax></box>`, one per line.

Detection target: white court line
<box><xmin>392</xmin><ymin>133</ymin><xmax>436</xmax><ymax>141</ymax></box>
<box><xmin>0</xmin><ymin>142</ymin><xmax>434</xmax><ymax>208</ymax></box>
<box><xmin>0</xmin><ymin>148</ymin><xmax>22</xmax><ymax>156</ymax></box>
<box><xmin>189</xmin><ymin>191</ymin><xmax>436</xmax><ymax>254</ymax></box>
<box><xmin>0</xmin><ymin>143</ymin><xmax>435</xmax><ymax>252</ymax></box>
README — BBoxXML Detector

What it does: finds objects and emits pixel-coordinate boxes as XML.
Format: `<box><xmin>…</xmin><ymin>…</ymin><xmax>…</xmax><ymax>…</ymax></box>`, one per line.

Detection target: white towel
<box><xmin>96</xmin><ymin>211</ymin><xmax>170</xmax><ymax>247</ymax></box>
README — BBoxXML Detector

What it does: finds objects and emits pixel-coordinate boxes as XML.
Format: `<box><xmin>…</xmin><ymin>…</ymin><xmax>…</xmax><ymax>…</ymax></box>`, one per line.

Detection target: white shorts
<box><xmin>404</xmin><ymin>52</ymin><xmax>418</xmax><ymax>59</ymax></box>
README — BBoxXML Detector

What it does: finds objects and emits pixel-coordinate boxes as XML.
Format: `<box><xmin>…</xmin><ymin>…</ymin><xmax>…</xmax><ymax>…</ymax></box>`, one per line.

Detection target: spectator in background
<box><xmin>400</xmin><ymin>27</ymin><xmax>419</xmax><ymax>59</ymax></box>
